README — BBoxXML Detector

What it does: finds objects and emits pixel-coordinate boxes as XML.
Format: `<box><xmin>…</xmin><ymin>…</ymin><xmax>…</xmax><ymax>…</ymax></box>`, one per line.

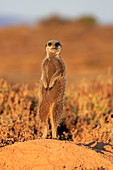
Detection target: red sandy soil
<box><xmin>0</xmin><ymin>139</ymin><xmax>113</xmax><ymax>170</ymax></box>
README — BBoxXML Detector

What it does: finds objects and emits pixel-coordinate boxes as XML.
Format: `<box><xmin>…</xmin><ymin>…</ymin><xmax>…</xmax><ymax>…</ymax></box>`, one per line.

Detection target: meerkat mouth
<box><xmin>51</xmin><ymin>47</ymin><xmax>56</xmax><ymax>50</ymax></box>
<box><xmin>50</xmin><ymin>47</ymin><xmax>58</xmax><ymax>51</ymax></box>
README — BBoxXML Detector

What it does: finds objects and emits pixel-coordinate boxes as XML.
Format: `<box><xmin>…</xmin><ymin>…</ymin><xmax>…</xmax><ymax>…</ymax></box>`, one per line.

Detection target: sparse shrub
<box><xmin>76</xmin><ymin>15</ymin><xmax>97</xmax><ymax>25</ymax></box>
<box><xmin>39</xmin><ymin>15</ymin><xmax>69</xmax><ymax>26</ymax></box>
<box><xmin>0</xmin><ymin>70</ymin><xmax>113</xmax><ymax>146</ymax></box>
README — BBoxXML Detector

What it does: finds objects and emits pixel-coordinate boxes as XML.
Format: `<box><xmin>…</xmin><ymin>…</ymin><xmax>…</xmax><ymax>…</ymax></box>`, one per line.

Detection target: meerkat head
<box><xmin>45</xmin><ymin>40</ymin><xmax>62</xmax><ymax>56</ymax></box>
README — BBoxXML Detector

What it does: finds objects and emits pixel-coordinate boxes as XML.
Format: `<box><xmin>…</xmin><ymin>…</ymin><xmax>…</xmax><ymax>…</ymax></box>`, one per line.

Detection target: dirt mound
<box><xmin>0</xmin><ymin>139</ymin><xmax>113</xmax><ymax>169</ymax></box>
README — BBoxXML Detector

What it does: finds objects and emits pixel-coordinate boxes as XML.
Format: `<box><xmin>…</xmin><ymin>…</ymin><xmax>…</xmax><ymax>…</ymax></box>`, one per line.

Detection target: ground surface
<box><xmin>0</xmin><ymin>139</ymin><xmax>113</xmax><ymax>170</ymax></box>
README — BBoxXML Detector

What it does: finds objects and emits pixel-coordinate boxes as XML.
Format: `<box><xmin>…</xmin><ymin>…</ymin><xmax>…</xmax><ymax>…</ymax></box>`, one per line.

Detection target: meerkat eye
<box><xmin>48</xmin><ymin>42</ymin><xmax>52</xmax><ymax>46</ymax></box>
<box><xmin>55</xmin><ymin>42</ymin><xmax>61</xmax><ymax>47</ymax></box>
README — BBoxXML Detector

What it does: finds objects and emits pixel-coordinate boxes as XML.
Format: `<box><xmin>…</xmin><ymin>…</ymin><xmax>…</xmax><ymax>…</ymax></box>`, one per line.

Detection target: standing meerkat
<box><xmin>38</xmin><ymin>40</ymin><xmax>66</xmax><ymax>139</ymax></box>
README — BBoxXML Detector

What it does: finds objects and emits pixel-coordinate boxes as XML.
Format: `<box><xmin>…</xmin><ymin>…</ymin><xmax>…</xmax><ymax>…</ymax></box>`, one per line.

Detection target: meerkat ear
<box><xmin>45</xmin><ymin>44</ymin><xmax>47</xmax><ymax>48</ymax></box>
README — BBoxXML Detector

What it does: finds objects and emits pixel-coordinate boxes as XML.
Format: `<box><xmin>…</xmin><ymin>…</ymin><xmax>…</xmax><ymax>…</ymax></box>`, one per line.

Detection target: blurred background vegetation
<box><xmin>0</xmin><ymin>14</ymin><xmax>113</xmax><ymax>85</ymax></box>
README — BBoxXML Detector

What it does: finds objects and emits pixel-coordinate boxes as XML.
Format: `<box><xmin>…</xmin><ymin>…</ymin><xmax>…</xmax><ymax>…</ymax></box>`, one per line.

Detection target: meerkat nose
<box><xmin>51</xmin><ymin>45</ymin><xmax>57</xmax><ymax>49</ymax></box>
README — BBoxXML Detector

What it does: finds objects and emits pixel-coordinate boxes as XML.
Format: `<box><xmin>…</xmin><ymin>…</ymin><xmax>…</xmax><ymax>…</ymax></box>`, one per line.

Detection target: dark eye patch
<box><xmin>55</xmin><ymin>42</ymin><xmax>61</xmax><ymax>47</ymax></box>
<box><xmin>48</xmin><ymin>42</ymin><xmax>52</xmax><ymax>46</ymax></box>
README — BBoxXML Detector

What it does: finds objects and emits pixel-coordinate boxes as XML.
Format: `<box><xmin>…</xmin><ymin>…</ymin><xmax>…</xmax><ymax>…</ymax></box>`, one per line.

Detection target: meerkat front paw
<box><xmin>49</xmin><ymin>80</ymin><xmax>55</xmax><ymax>90</ymax></box>
<box><xmin>43</xmin><ymin>81</ymin><xmax>48</xmax><ymax>90</ymax></box>
<box><xmin>49</xmin><ymin>87</ymin><xmax>52</xmax><ymax>90</ymax></box>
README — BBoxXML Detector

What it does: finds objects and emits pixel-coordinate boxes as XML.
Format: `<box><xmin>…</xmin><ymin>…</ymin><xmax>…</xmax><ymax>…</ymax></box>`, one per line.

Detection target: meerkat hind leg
<box><xmin>42</xmin><ymin>123</ymin><xmax>48</xmax><ymax>139</ymax></box>
<box><xmin>38</xmin><ymin>100</ymin><xmax>50</xmax><ymax>139</ymax></box>
<box><xmin>50</xmin><ymin>101</ymin><xmax>63</xmax><ymax>139</ymax></box>
<box><xmin>50</xmin><ymin>103</ymin><xmax>57</xmax><ymax>139</ymax></box>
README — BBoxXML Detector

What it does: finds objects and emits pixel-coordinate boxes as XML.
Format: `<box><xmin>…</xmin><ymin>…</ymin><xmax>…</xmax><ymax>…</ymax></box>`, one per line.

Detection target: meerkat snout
<box><xmin>46</xmin><ymin>40</ymin><xmax>62</xmax><ymax>55</ymax></box>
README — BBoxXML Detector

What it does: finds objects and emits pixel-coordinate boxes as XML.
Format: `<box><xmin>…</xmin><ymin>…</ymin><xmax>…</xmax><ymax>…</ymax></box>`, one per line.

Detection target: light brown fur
<box><xmin>38</xmin><ymin>40</ymin><xmax>66</xmax><ymax>139</ymax></box>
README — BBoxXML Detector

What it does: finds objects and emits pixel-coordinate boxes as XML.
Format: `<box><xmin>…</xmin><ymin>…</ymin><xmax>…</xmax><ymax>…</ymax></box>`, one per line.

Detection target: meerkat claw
<box><xmin>49</xmin><ymin>87</ymin><xmax>52</xmax><ymax>90</ymax></box>
<box><xmin>49</xmin><ymin>84</ymin><xmax>53</xmax><ymax>89</ymax></box>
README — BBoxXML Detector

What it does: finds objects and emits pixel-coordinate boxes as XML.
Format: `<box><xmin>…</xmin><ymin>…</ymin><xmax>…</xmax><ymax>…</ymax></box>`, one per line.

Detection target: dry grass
<box><xmin>0</xmin><ymin>69</ymin><xmax>113</xmax><ymax>147</ymax></box>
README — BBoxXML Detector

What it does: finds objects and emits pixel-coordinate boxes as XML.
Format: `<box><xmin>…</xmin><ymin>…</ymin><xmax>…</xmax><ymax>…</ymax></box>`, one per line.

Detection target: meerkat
<box><xmin>38</xmin><ymin>40</ymin><xmax>66</xmax><ymax>139</ymax></box>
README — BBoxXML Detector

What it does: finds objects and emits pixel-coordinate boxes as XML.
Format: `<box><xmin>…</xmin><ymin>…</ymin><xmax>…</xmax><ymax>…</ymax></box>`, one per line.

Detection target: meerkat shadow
<box><xmin>57</xmin><ymin>123</ymin><xmax>68</xmax><ymax>139</ymax></box>
<box><xmin>57</xmin><ymin>121</ymin><xmax>72</xmax><ymax>140</ymax></box>
<box><xmin>47</xmin><ymin>118</ymin><xmax>70</xmax><ymax>140</ymax></box>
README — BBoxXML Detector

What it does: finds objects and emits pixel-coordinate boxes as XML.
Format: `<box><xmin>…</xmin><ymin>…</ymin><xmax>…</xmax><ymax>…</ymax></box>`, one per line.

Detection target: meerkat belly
<box><xmin>42</xmin><ymin>58</ymin><xmax>65</xmax><ymax>102</ymax></box>
<box><xmin>47</xmin><ymin>60</ymin><xmax>56</xmax><ymax>82</ymax></box>
<box><xmin>45</xmin><ymin>78</ymin><xmax>65</xmax><ymax>103</ymax></box>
